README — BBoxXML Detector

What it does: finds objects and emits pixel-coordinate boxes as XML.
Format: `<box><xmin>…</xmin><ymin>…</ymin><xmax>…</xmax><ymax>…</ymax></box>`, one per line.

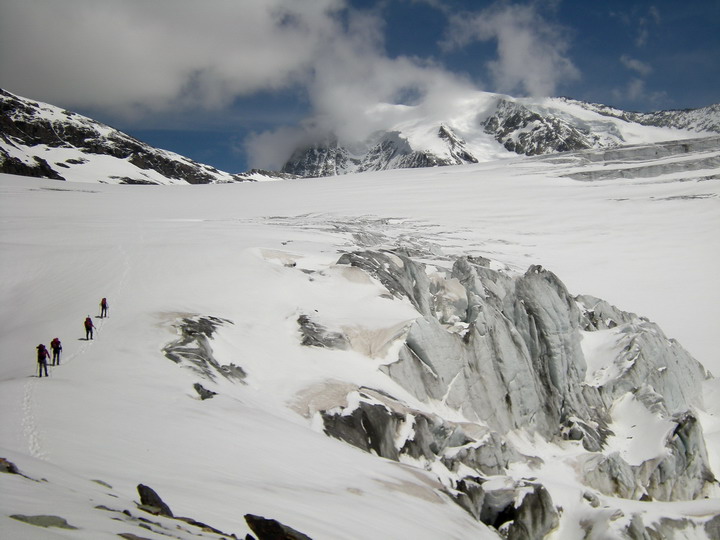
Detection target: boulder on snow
<box><xmin>193</xmin><ymin>382</ymin><xmax>217</xmax><ymax>400</ymax></box>
<box><xmin>10</xmin><ymin>514</ymin><xmax>78</xmax><ymax>529</ymax></box>
<box><xmin>244</xmin><ymin>514</ymin><xmax>313</xmax><ymax>540</ymax></box>
<box><xmin>137</xmin><ymin>484</ymin><xmax>173</xmax><ymax>517</ymax></box>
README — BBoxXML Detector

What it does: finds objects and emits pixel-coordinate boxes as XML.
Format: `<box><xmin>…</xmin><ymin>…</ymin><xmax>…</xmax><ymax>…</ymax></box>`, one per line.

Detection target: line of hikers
<box><xmin>35</xmin><ymin>298</ymin><xmax>109</xmax><ymax>378</ymax></box>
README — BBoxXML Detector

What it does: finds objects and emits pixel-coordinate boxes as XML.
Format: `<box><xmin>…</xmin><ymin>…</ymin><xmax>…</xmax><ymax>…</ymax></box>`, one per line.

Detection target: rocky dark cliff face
<box><xmin>282</xmin><ymin>126</ymin><xmax>479</xmax><ymax>177</ymax></box>
<box><xmin>279</xmin><ymin>97</ymin><xmax>718</xmax><ymax>177</ymax></box>
<box><xmin>0</xmin><ymin>88</ymin><xmax>252</xmax><ymax>184</ymax></box>
<box><xmin>481</xmin><ymin>99</ymin><xmax>599</xmax><ymax>155</ymax></box>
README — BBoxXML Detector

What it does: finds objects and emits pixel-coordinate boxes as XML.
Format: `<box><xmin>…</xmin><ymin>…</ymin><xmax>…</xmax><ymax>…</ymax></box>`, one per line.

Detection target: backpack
<box><xmin>51</xmin><ymin>338</ymin><xmax>60</xmax><ymax>348</ymax></box>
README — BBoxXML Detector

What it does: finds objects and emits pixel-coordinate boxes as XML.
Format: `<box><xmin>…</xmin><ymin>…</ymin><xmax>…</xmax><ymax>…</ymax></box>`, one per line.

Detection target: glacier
<box><xmin>1</xmin><ymin>106</ymin><xmax>720</xmax><ymax>538</ymax></box>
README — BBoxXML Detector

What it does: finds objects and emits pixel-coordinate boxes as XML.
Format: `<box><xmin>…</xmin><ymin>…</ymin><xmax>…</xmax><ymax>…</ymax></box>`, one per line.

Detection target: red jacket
<box><xmin>37</xmin><ymin>345</ymin><xmax>50</xmax><ymax>362</ymax></box>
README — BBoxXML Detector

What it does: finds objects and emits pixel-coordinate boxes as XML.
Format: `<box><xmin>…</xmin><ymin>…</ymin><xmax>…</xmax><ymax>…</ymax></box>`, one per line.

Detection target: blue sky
<box><xmin>1</xmin><ymin>0</ymin><xmax>718</xmax><ymax>173</ymax></box>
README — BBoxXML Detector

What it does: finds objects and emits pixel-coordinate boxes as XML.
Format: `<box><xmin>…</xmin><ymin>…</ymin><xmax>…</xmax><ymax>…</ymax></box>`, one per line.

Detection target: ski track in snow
<box><xmin>18</xmin><ymin>242</ymin><xmax>131</xmax><ymax>460</ymax></box>
<box><xmin>21</xmin><ymin>377</ymin><xmax>44</xmax><ymax>459</ymax></box>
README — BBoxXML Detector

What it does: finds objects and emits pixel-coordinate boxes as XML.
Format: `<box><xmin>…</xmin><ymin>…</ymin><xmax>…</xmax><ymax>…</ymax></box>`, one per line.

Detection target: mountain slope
<box><xmin>281</xmin><ymin>92</ymin><xmax>718</xmax><ymax>177</ymax></box>
<box><xmin>3</xmin><ymin>88</ymin><xmax>717</xmax><ymax>183</ymax></box>
<box><xmin>0</xmin><ymin>89</ymin><xmax>293</xmax><ymax>185</ymax></box>
<box><xmin>1</xmin><ymin>134</ymin><xmax>719</xmax><ymax>538</ymax></box>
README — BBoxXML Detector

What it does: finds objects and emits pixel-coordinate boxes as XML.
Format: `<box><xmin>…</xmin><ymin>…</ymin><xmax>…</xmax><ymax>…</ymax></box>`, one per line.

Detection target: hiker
<box><xmin>37</xmin><ymin>344</ymin><xmax>50</xmax><ymax>377</ymax></box>
<box><xmin>84</xmin><ymin>316</ymin><xmax>95</xmax><ymax>340</ymax></box>
<box><xmin>50</xmin><ymin>337</ymin><xmax>62</xmax><ymax>365</ymax></box>
<box><xmin>100</xmin><ymin>297</ymin><xmax>109</xmax><ymax>318</ymax></box>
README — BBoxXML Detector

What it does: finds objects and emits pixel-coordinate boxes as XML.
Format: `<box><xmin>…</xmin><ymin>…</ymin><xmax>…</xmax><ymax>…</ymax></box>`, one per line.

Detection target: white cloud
<box><xmin>443</xmin><ymin>3</ymin><xmax>579</xmax><ymax>98</ymax></box>
<box><xmin>620</xmin><ymin>55</ymin><xmax>653</xmax><ymax>76</ymax></box>
<box><xmin>1</xmin><ymin>0</ymin><xmax>480</xmax><ymax>169</ymax></box>
<box><xmin>244</xmin><ymin>7</ymin><xmax>478</xmax><ymax>168</ymax></box>
<box><xmin>0</xmin><ymin>0</ymin><xmax>344</xmax><ymax>116</ymax></box>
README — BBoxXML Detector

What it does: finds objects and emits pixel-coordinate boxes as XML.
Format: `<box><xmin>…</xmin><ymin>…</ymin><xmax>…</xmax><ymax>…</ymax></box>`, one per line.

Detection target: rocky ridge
<box><xmin>3</xmin><ymin>88</ymin><xmax>716</xmax><ymax>182</ymax></box>
<box><xmin>0</xmin><ymin>88</ymin><xmax>287</xmax><ymax>184</ymax></box>
<box><xmin>280</xmin><ymin>95</ymin><xmax>718</xmax><ymax>177</ymax></box>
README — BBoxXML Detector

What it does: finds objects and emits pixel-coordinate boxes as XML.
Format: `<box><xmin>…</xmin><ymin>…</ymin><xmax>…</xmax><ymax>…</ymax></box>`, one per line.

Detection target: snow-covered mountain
<box><xmin>282</xmin><ymin>93</ymin><xmax>719</xmax><ymax>177</ymax></box>
<box><xmin>1</xmin><ymin>129</ymin><xmax>719</xmax><ymax>538</ymax></box>
<box><xmin>3</xmin><ymin>87</ymin><xmax>718</xmax><ymax>184</ymax></box>
<box><xmin>0</xmin><ymin>89</ymin><xmax>294</xmax><ymax>185</ymax></box>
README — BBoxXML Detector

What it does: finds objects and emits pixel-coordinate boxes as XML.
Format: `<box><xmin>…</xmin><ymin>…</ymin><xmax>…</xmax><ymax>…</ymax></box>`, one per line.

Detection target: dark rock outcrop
<box><xmin>297</xmin><ymin>314</ymin><xmax>349</xmax><ymax>349</ymax></box>
<box><xmin>506</xmin><ymin>484</ymin><xmax>559</xmax><ymax>540</ymax></box>
<box><xmin>163</xmin><ymin>315</ymin><xmax>246</xmax><ymax>383</ymax></box>
<box><xmin>10</xmin><ymin>514</ymin><xmax>78</xmax><ymax>529</ymax></box>
<box><xmin>281</xmin><ymin>126</ymin><xmax>479</xmax><ymax>177</ymax></box>
<box><xmin>193</xmin><ymin>382</ymin><xmax>217</xmax><ymax>400</ymax></box>
<box><xmin>0</xmin><ymin>88</ymin><xmax>248</xmax><ymax>184</ymax></box>
<box><xmin>482</xmin><ymin>99</ymin><xmax>597</xmax><ymax>155</ymax></box>
<box><xmin>244</xmin><ymin>514</ymin><xmax>313</xmax><ymax>540</ymax></box>
<box><xmin>136</xmin><ymin>484</ymin><xmax>173</xmax><ymax>517</ymax></box>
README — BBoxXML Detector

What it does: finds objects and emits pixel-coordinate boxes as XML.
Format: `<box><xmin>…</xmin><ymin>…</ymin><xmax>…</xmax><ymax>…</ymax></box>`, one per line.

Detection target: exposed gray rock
<box><xmin>638</xmin><ymin>412</ymin><xmax>716</xmax><ymax>501</ymax></box>
<box><xmin>577</xmin><ymin>294</ymin><xmax>636</xmax><ymax>330</ymax></box>
<box><xmin>379</xmin><ymin>255</ymin><xmax>609</xmax><ymax>447</ymax></box>
<box><xmin>337</xmin><ymin>250</ymin><xmax>433</xmax><ymax>316</ymax></box>
<box><xmin>244</xmin><ymin>514</ymin><xmax>313</xmax><ymax>540</ymax></box>
<box><xmin>163</xmin><ymin>315</ymin><xmax>246</xmax><ymax>383</ymax></box>
<box><xmin>193</xmin><ymin>382</ymin><xmax>217</xmax><ymax>400</ymax></box>
<box><xmin>297</xmin><ymin>314</ymin><xmax>349</xmax><ymax>350</ymax></box>
<box><xmin>281</xmin><ymin>135</ymin><xmax>355</xmax><ymax>177</ymax></box>
<box><xmin>705</xmin><ymin>513</ymin><xmax>720</xmax><ymax>539</ymax></box>
<box><xmin>579</xmin><ymin>452</ymin><xmax>639</xmax><ymax>499</ymax></box>
<box><xmin>622</xmin><ymin>513</ymin><xmax>712</xmax><ymax>540</ymax></box>
<box><xmin>136</xmin><ymin>484</ymin><xmax>173</xmax><ymax>517</ymax></box>
<box><xmin>320</xmin><ymin>387</ymin><xmax>523</xmax><ymax>476</ymax></box>
<box><xmin>281</xmin><ymin>126</ymin><xmax>479</xmax><ymax>178</ymax></box>
<box><xmin>506</xmin><ymin>484</ymin><xmax>559</xmax><ymax>540</ymax></box>
<box><xmin>483</xmin><ymin>98</ymin><xmax>597</xmax><ymax>155</ymax></box>
<box><xmin>0</xmin><ymin>88</ymin><xmax>251</xmax><ymax>184</ymax></box>
<box><xmin>577</xmin><ymin>298</ymin><xmax>710</xmax><ymax>414</ymax></box>
<box><xmin>448</xmin><ymin>476</ymin><xmax>487</xmax><ymax>521</ymax></box>
<box><xmin>10</xmin><ymin>514</ymin><xmax>78</xmax><ymax>529</ymax></box>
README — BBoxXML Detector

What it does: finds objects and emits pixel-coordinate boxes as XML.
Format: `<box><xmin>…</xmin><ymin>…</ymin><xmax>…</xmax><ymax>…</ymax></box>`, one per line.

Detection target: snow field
<box><xmin>1</xmin><ymin>143</ymin><xmax>719</xmax><ymax>539</ymax></box>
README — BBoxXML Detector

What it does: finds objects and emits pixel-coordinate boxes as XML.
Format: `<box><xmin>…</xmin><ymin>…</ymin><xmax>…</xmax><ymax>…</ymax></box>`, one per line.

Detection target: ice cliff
<box><xmin>290</xmin><ymin>247</ymin><xmax>716</xmax><ymax>538</ymax></box>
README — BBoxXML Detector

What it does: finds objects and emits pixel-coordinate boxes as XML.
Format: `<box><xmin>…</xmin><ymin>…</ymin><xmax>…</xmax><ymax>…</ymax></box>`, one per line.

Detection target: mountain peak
<box><xmin>278</xmin><ymin>93</ymin><xmax>719</xmax><ymax>178</ymax></box>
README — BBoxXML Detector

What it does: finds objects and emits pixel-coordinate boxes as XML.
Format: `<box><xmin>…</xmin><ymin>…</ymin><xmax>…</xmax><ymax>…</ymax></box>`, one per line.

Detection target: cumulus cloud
<box><xmin>443</xmin><ymin>3</ymin><xmax>579</xmax><ymax>98</ymax></box>
<box><xmin>0</xmin><ymin>0</ymin><xmax>582</xmax><ymax>169</ymax></box>
<box><xmin>0</xmin><ymin>0</ymin><xmax>344</xmax><ymax>116</ymax></box>
<box><xmin>247</xmin><ymin>7</ymin><xmax>478</xmax><ymax>168</ymax></box>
